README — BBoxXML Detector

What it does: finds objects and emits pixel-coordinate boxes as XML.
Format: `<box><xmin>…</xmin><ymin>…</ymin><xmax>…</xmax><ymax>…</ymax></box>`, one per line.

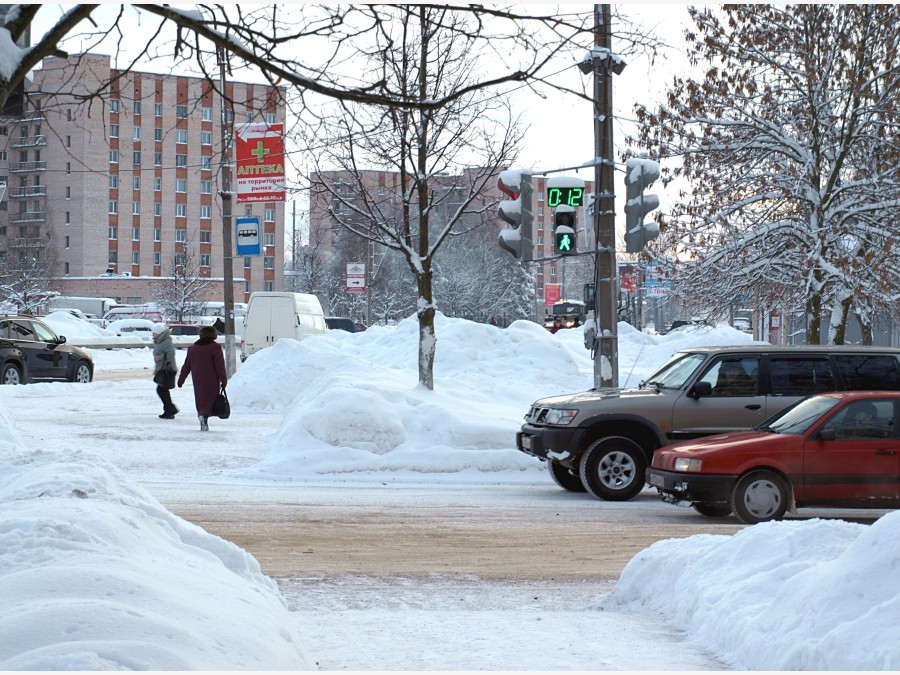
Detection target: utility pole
<box><xmin>217</xmin><ymin>48</ymin><xmax>237</xmax><ymax>376</ymax></box>
<box><xmin>591</xmin><ymin>4</ymin><xmax>619</xmax><ymax>388</ymax></box>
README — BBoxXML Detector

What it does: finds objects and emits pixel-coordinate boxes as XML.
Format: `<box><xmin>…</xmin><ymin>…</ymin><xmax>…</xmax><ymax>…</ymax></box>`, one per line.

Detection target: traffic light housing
<box><xmin>554</xmin><ymin>205</ymin><xmax>576</xmax><ymax>255</ymax></box>
<box><xmin>623</xmin><ymin>157</ymin><xmax>661</xmax><ymax>253</ymax></box>
<box><xmin>497</xmin><ymin>170</ymin><xmax>533</xmax><ymax>261</ymax></box>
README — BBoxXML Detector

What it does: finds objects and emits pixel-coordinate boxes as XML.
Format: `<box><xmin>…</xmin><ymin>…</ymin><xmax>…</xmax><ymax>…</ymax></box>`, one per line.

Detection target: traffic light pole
<box><xmin>592</xmin><ymin>4</ymin><xmax>618</xmax><ymax>388</ymax></box>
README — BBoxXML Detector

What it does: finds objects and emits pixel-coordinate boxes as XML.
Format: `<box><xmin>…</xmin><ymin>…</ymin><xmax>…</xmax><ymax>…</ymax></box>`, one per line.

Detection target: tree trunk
<box><xmin>830</xmin><ymin>295</ymin><xmax>852</xmax><ymax>345</ymax></box>
<box><xmin>806</xmin><ymin>293</ymin><xmax>822</xmax><ymax>345</ymax></box>
<box><xmin>417</xmin><ymin>268</ymin><xmax>436</xmax><ymax>391</ymax></box>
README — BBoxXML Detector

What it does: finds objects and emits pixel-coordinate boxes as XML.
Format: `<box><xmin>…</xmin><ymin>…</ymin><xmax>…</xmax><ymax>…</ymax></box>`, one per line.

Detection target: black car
<box><xmin>325</xmin><ymin>317</ymin><xmax>362</xmax><ymax>333</ymax></box>
<box><xmin>0</xmin><ymin>315</ymin><xmax>93</xmax><ymax>384</ymax></box>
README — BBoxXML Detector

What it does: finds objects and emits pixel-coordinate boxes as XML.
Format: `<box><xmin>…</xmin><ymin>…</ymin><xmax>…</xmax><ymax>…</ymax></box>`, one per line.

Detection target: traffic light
<box><xmin>623</xmin><ymin>157</ymin><xmax>661</xmax><ymax>253</ymax></box>
<box><xmin>547</xmin><ymin>176</ymin><xmax>584</xmax><ymax>257</ymax></box>
<box><xmin>554</xmin><ymin>205</ymin><xmax>576</xmax><ymax>255</ymax></box>
<box><xmin>497</xmin><ymin>169</ymin><xmax>533</xmax><ymax>261</ymax></box>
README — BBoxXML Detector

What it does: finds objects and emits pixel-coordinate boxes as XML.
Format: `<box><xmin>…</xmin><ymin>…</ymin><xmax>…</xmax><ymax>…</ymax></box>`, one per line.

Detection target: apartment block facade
<box><xmin>0</xmin><ymin>53</ymin><xmax>285</xmax><ymax>305</ymax></box>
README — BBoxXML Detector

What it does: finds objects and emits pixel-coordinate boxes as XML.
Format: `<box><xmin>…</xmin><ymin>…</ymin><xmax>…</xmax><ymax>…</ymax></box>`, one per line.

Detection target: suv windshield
<box><xmin>640</xmin><ymin>352</ymin><xmax>707</xmax><ymax>389</ymax></box>
<box><xmin>758</xmin><ymin>395</ymin><xmax>840</xmax><ymax>435</ymax></box>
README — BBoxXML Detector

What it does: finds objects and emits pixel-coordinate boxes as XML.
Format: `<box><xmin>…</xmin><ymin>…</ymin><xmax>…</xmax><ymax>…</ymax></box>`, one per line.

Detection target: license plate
<box><xmin>521</xmin><ymin>436</ymin><xmax>532</xmax><ymax>450</ymax></box>
<box><xmin>647</xmin><ymin>473</ymin><xmax>665</xmax><ymax>488</ymax></box>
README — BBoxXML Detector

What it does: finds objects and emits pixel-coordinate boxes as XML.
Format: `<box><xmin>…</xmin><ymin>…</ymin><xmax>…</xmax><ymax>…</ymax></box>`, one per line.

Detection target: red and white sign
<box><xmin>234</xmin><ymin>123</ymin><xmax>285</xmax><ymax>203</ymax></box>
<box><xmin>346</xmin><ymin>262</ymin><xmax>366</xmax><ymax>293</ymax></box>
<box><xmin>544</xmin><ymin>283</ymin><xmax>561</xmax><ymax>306</ymax></box>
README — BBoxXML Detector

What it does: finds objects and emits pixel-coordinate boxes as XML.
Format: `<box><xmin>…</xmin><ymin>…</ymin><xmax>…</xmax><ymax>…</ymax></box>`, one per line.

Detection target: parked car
<box><xmin>0</xmin><ymin>315</ymin><xmax>93</xmax><ymax>384</ymax></box>
<box><xmin>516</xmin><ymin>345</ymin><xmax>900</xmax><ymax>502</ymax></box>
<box><xmin>647</xmin><ymin>391</ymin><xmax>900</xmax><ymax>524</ymax></box>
<box><xmin>166</xmin><ymin>323</ymin><xmax>203</xmax><ymax>336</ymax></box>
<box><xmin>107</xmin><ymin>318</ymin><xmax>156</xmax><ymax>338</ymax></box>
<box><xmin>325</xmin><ymin>317</ymin><xmax>362</xmax><ymax>333</ymax></box>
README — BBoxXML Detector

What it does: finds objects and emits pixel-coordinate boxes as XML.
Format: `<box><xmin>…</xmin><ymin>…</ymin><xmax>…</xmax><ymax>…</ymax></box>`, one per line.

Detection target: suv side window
<box><xmin>833</xmin><ymin>355</ymin><xmax>900</xmax><ymax>390</ymax></box>
<box><xmin>770</xmin><ymin>357</ymin><xmax>835</xmax><ymax>396</ymax></box>
<box><xmin>0</xmin><ymin>321</ymin><xmax>9</xmax><ymax>339</ymax></box>
<box><xmin>9</xmin><ymin>320</ymin><xmax>35</xmax><ymax>341</ymax></box>
<box><xmin>31</xmin><ymin>321</ymin><xmax>57</xmax><ymax>342</ymax></box>
<box><xmin>698</xmin><ymin>357</ymin><xmax>760</xmax><ymax>397</ymax></box>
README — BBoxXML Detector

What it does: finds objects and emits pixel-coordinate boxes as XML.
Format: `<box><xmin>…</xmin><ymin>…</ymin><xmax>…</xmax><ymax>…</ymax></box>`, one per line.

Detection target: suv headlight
<box><xmin>545</xmin><ymin>408</ymin><xmax>577</xmax><ymax>425</ymax></box>
<box><xmin>674</xmin><ymin>457</ymin><xmax>702</xmax><ymax>472</ymax></box>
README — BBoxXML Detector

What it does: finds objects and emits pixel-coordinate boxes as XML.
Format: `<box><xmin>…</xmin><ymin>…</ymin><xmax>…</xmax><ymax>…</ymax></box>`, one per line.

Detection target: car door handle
<box><xmin>875</xmin><ymin>449</ymin><xmax>897</xmax><ymax>456</ymax></box>
<box><xmin>745</xmin><ymin>404</ymin><xmax>762</xmax><ymax>410</ymax></box>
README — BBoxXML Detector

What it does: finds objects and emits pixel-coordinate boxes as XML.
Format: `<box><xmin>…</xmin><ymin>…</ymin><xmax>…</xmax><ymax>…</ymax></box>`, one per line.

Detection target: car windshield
<box><xmin>757</xmin><ymin>395</ymin><xmax>841</xmax><ymax>435</ymax></box>
<box><xmin>639</xmin><ymin>352</ymin><xmax>707</xmax><ymax>390</ymax></box>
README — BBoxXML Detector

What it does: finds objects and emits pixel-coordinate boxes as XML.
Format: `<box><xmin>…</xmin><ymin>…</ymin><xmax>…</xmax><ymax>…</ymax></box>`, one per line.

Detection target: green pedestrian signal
<box><xmin>554</xmin><ymin>205</ymin><xmax>576</xmax><ymax>256</ymax></box>
<box><xmin>556</xmin><ymin>231</ymin><xmax>574</xmax><ymax>253</ymax></box>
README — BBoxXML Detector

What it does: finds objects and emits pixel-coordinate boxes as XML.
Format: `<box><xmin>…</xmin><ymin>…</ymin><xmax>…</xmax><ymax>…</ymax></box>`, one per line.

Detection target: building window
<box><xmin>64</xmin><ymin>262</ymin><xmax>69</xmax><ymax>274</ymax></box>
<box><xmin>264</xmin><ymin>208</ymin><xmax>275</xmax><ymax>222</ymax></box>
<box><xmin>154</xmin><ymin>228</ymin><xmax>161</xmax><ymax>242</ymax></box>
<box><xmin>133</xmin><ymin>101</ymin><xmax>141</xmax><ymax>115</ymax></box>
<box><xmin>66</xmin><ymin>162</ymin><xmax>71</xmax><ymax>175</ymax></box>
<box><xmin>200</xmin><ymin>180</ymin><xmax>211</xmax><ymax>194</ymax></box>
<box><xmin>175</xmin><ymin>229</ymin><xmax>187</xmax><ymax>242</ymax></box>
<box><xmin>108</xmin><ymin>201</ymin><xmax>117</xmax><ymax>214</ymax></box>
<box><xmin>109</xmin><ymin>251</ymin><xmax>117</xmax><ymax>263</ymax></box>
<box><xmin>175</xmin><ymin>204</ymin><xmax>186</xmax><ymax>217</ymax></box>
<box><xmin>265</xmin><ymin>113</ymin><xmax>277</xmax><ymax>124</ymax></box>
<box><xmin>264</xmin><ymin>281</ymin><xmax>274</xmax><ymax>292</ymax></box>
<box><xmin>154</xmin><ymin>252</ymin><xmax>160</xmax><ymax>265</ymax></box>
<box><xmin>200</xmin><ymin>254</ymin><xmax>210</xmax><ymax>267</ymax></box>
<box><xmin>201</xmin><ymin>156</ymin><xmax>211</xmax><ymax>170</ymax></box>
<box><xmin>0</xmin><ymin>126</ymin><xmax>6</xmax><ymax>135</ymax></box>
<box><xmin>154</xmin><ymin>177</ymin><xmax>161</xmax><ymax>191</ymax></box>
<box><xmin>133</xmin><ymin>127</ymin><xmax>141</xmax><ymax>141</ymax></box>
<box><xmin>19</xmin><ymin>125</ymin><xmax>27</xmax><ymax>137</ymax></box>
<box><xmin>132</xmin><ymin>202</ymin><xmax>140</xmax><ymax>215</ymax></box>
<box><xmin>65</xmin><ymin>186</ymin><xmax>71</xmax><ymax>199</ymax></box>
<box><xmin>202</xmin><ymin>106</ymin><xmax>212</xmax><ymax>121</ymax></box>
<box><xmin>132</xmin><ymin>251</ymin><xmax>139</xmax><ymax>264</ymax></box>
<box><xmin>264</xmin><ymin>256</ymin><xmax>274</xmax><ymax>269</ymax></box>
<box><xmin>109</xmin><ymin>149</ymin><xmax>119</xmax><ymax>163</ymax></box>
<box><xmin>244</xmin><ymin>206</ymin><xmax>252</xmax><ymax>216</ymax></box>
<box><xmin>154</xmin><ymin>203</ymin><xmax>161</xmax><ymax>216</ymax></box>
<box><xmin>175</xmin><ymin>154</ymin><xmax>187</xmax><ymax>167</ymax></box>
<box><xmin>64</xmin><ymin>236</ymin><xmax>70</xmax><ymax>249</ymax></box>
<box><xmin>200</xmin><ymin>131</ymin><xmax>212</xmax><ymax>145</ymax></box>
<box><xmin>133</xmin><ymin>151</ymin><xmax>141</xmax><ymax>165</ymax></box>
<box><xmin>155</xmin><ymin>103</ymin><xmax>162</xmax><ymax>117</ymax></box>
<box><xmin>132</xmin><ymin>227</ymin><xmax>139</xmax><ymax>240</ymax></box>
<box><xmin>66</xmin><ymin>135</ymin><xmax>71</xmax><ymax>148</ymax></box>
<box><xmin>245</xmin><ymin>112</ymin><xmax>253</xmax><ymax>123</ymax></box>
<box><xmin>200</xmin><ymin>205</ymin><xmax>211</xmax><ymax>218</ymax></box>
<box><xmin>200</xmin><ymin>230</ymin><xmax>211</xmax><ymax>243</ymax></box>
<box><xmin>133</xmin><ymin>176</ymin><xmax>141</xmax><ymax>190</ymax></box>
<box><xmin>109</xmin><ymin>175</ymin><xmax>118</xmax><ymax>189</ymax></box>
<box><xmin>537</xmin><ymin>192</ymin><xmax>544</xmax><ymax>202</ymax></box>
<box><xmin>537</xmin><ymin>207</ymin><xmax>544</xmax><ymax>216</ymax></box>
<box><xmin>109</xmin><ymin>123</ymin><xmax>118</xmax><ymax>138</ymax></box>
<box><xmin>65</xmin><ymin>211</ymin><xmax>70</xmax><ymax>224</ymax></box>
<box><xmin>176</xmin><ymin>105</ymin><xmax>188</xmax><ymax>119</ymax></box>
<box><xmin>175</xmin><ymin>179</ymin><xmax>187</xmax><ymax>193</ymax></box>
<box><xmin>176</xmin><ymin>129</ymin><xmax>187</xmax><ymax>144</ymax></box>
<box><xmin>109</xmin><ymin>226</ymin><xmax>118</xmax><ymax>239</ymax></box>
<box><xmin>110</xmin><ymin>99</ymin><xmax>119</xmax><ymax>113</ymax></box>
<box><xmin>244</xmin><ymin>256</ymin><xmax>251</xmax><ymax>268</ymax></box>
<box><xmin>264</xmin><ymin>233</ymin><xmax>275</xmax><ymax>246</ymax></box>
<box><xmin>154</xmin><ymin>127</ymin><xmax>162</xmax><ymax>141</ymax></box>
<box><xmin>154</xmin><ymin>152</ymin><xmax>162</xmax><ymax>166</ymax></box>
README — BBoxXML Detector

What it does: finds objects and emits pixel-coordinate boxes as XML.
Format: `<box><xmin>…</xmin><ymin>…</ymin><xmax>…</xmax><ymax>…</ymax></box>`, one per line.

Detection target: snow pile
<box><xmin>611</xmin><ymin>514</ymin><xmax>900</xmax><ymax>670</ymax></box>
<box><xmin>0</xmin><ymin>444</ymin><xmax>313</xmax><ymax>670</ymax></box>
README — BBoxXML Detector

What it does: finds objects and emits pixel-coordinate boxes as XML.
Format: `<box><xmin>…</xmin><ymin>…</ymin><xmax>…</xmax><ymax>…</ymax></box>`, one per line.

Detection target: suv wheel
<box><xmin>731</xmin><ymin>470</ymin><xmax>789</xmax><ymax>524</ymax></box>
<box><xmin>579</xmin><ymin>436</ymin><xmax>647</xmax><ymax>501</ymax></box>
<box><xmin>1</xmin><ymin>363</ymin><xmax>22</xmax><ymax>385</ymax></box>
<box><xmin>71</xmin><ymin>361</ymin><xmax>92</xmax><ymax>383</ymax></box>
<box><xmin>548</xmin><ymin>460</ymin><xmax>587</xmax><ymax>493</ymax></box>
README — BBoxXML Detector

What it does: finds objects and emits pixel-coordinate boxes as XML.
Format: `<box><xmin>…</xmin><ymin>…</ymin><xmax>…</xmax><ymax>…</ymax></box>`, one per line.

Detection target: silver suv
<box><xmin>516</xmin><ymin>345</ymin><xmax>900</xmax><ymax>501</ymax></box>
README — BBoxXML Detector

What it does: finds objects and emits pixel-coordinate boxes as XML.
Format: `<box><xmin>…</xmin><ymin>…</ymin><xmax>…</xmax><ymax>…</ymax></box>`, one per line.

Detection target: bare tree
<box><xmin>153</xmin><ymin>239</ymin><xmax>213</xmax><ymax>322</ymax></box>
<box><xmin>633</xmin><ymin>4</ymin><xmax>900</xmax><ymax>345</ymax></box>
<box><xmin>0</xmin><ymin>234</ymin><xmax>57</xmax><ymax>314</ymax></box>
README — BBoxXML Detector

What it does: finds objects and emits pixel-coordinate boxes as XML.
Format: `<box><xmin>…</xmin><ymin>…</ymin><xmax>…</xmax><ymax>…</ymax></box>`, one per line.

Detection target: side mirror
<box><xmin>56</xmin><ymin>335</ymin><xmax>67</xmax><ymax>344</ymax></box>
<box><xmin>689</xmin><ymin>381</ymin><xmax>712</xmax><ymax>399</ymax></box>
<box><xmin>816</xmin><ymin>429</ymin><xmax>836</xmax><ymax>441</ymax></box>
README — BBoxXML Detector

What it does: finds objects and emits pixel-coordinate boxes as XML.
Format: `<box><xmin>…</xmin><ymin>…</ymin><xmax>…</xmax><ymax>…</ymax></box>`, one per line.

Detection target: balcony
<box><xmin>10</xmin><ymin>161</ymin><xmax>47</xmax><ymax>173</ymax></box>
<box><xmin>11</xmin><ymin>135</ymin><xmax>47</xmax><ymax>148</ymax></box>
<box><xmin>9</xmin><ymin>186</ymin><xmax>47</xmax><ymax>198</ymax></box>
<box><xmin>9</xmin><ymin>212</ymin><xmax>46</xmax><ymax>224</ymax></box>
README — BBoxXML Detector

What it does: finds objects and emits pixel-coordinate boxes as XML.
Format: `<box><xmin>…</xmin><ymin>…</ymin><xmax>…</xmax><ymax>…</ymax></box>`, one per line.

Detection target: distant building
<box><xmin>0</xmin><ymin>53</ymin><xmax>286</xmax><ymax>304</ymax></box>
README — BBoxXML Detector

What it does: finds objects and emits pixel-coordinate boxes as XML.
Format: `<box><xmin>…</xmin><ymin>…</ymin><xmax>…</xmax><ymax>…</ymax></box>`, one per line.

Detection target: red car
<box><xmin>646</xmin><ymin>391</ymin><xmax>900</xmax><ymax>524</ymax></box>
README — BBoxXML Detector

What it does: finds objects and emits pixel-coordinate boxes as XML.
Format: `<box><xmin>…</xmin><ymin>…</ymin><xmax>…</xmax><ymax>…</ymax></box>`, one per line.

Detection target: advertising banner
<box><xmin>544</xmin><ymin>283</ymin><xmax>561</xmax><ymax>306</ymax></box>
<box><xmin>234</xmin><ymin>123</ymin><xmax>285</xmax><ymax>203</ymax></box>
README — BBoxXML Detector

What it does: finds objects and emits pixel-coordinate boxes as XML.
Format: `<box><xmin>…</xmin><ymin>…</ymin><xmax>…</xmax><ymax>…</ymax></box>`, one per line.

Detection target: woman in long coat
<box><xmin>177</xmin><ymin>325</ymin><xmax>227</xmax><ymax>431</ymax></box>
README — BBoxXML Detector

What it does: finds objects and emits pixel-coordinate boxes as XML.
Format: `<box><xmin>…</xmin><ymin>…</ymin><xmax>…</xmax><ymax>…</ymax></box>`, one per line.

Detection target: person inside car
<box><xmin>714</xmin><ymin>361</ymin><xmax>757</xmax><ymax>396</ymax></box>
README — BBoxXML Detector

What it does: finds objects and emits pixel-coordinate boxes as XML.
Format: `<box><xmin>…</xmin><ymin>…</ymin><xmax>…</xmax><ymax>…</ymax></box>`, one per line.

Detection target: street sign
<box><xmin>234</xmin><ymin>123</ymin><xmax>285</xmax><ymax>203</ymax></box>
<box><xmin>235</xmin><ymin>216</ymin><xmax>261</xmax><ymax>256</ymax></box>
<box><xmin>346</xmin><ymin>262</ymin><xmax>366</xmax><ymax>293</ymax></box>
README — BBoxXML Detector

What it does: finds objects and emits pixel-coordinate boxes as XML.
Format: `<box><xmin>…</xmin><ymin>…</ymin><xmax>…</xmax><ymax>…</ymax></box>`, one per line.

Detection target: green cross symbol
<box><xmin>251</xmin><ymin>141</ymin><xmax>270</xmax><ymax>162</ymax></box>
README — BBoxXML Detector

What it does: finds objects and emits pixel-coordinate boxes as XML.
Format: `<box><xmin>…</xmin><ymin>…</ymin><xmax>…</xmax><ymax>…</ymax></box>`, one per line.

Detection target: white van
<box><xmin>240</xmin><ymin>292</ymin><xmax>327</xmax><ymax>361</ymax></box>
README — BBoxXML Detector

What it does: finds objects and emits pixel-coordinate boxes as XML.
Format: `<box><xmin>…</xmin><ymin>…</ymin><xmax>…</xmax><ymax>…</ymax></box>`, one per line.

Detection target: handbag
<box><xmin>153</xmin><ymin>366</ymin><xmax>176</xmax><ymax>390</ymax></box>
<box><xmin>213</xmin><ymin>387</ymin><xmax>230</xmax><ymax>419</ymax></box>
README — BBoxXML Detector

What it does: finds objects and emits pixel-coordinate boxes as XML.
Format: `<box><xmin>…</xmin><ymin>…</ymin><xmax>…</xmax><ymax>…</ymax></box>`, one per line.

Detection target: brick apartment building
<box><xmin>310</xmin><ymin>169</ymin><xmax>594</xmax><ymax>320</ymax></box>
<box><xmin>0</xmin><ymin>53</ymin><xmax>286</xmax><ymax>305</ymax></box>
